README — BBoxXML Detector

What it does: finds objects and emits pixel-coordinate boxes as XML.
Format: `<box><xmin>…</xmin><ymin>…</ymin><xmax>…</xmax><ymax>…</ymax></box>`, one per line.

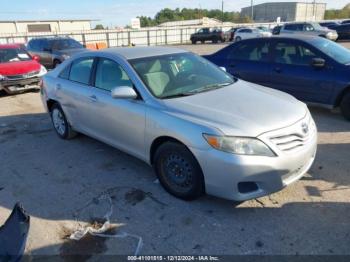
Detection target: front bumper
<box><xmin>0</xmin><ymin>77</ymin><xmax>40</xmax><ymax>94</ymax></box>
<box><xmin>191</xmin><ymin>117</ymin><xmax>318</xmax><ymax>201</ymax></box>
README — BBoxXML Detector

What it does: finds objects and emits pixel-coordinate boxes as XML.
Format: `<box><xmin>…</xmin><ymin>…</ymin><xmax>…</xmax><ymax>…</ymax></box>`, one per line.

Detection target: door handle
<box><xmin>89</xmin><ymin>95</ymin><xmax>98</xmax><ymax>102</ymax></box>
<box><xmin>56</xmin><ymin>84</ymin><xmax>62</xmax><ymax>90</ymax></box>
<box><xmin>229</xmin><ymin>63</ymin><xmax>236</xmax><ymax>68</ymax></box>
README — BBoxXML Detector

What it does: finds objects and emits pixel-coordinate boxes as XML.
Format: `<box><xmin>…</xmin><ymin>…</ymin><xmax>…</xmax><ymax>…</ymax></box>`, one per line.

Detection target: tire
<box><xmin>53</xmin><ymin>60</ymin><xmax>62</xmax><ymax>68</ymax></box>
<box><xmin>191</xmin><ymin>39</ymin><xmax>196</xmax><ymax>45</ymax></box>
<box><xmin>50</xmin><ymin>103</ymin><xmax>77</xmax><ymax>139</ymax></box>
<box><xmin>340</xmin><ymin>91</ymin><xmax>350</xmax><ymax>121</ymax></box>
<box><xmin>201</xmin><ymin>40</ymin><xmax>205</xmax><ymax>44</ymax></box>
<box><xmin>212</xmin><ymin>38</ymin><xmax>218</xmax><ymax>44</ymax></box>
<box><xmin>235</xmin><ymin>36</ymin><xmax>242</xmax><ymax>42</ymax></box>
<box><xmin>154</xmin><ymin>142</ymin><xmax>205</xmax><ymax>200</ymax></box>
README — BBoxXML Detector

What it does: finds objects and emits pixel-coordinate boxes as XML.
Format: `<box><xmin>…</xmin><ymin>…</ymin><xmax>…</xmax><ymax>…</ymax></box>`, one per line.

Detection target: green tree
<box><xmin>94</xmin><ymin>24</ymin><xmax>105</xmax><ymax>30</ymax></box>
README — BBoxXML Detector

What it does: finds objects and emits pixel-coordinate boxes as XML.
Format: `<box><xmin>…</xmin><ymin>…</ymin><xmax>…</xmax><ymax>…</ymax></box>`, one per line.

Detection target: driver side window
<box><xmin>95</xmin><ymin>58</ymin><xmax>133</xmax><ymax>92</ymax></box>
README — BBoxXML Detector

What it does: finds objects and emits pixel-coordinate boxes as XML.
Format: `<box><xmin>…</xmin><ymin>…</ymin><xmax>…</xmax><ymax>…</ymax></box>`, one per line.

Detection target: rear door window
<box><xmin>69</xmin><ymin>58</ymin><xmax>94</xmax><ymax>85</ymax></box>
<box><xmin>228</xmin><ymin>41</ymin><xmax>270</xmax><ymax>62</ymax></box>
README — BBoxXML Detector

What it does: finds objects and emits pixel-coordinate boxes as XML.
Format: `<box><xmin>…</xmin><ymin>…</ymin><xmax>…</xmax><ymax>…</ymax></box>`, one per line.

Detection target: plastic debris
<box><xmin>69</xmin><ymin>193</ymin><xmax>143</xmax><ymax>256</ymax></box>
<box><xmin>0</xmin><ymin>202</ymin><xmax>30</xmax><ymax>262</ymax></box>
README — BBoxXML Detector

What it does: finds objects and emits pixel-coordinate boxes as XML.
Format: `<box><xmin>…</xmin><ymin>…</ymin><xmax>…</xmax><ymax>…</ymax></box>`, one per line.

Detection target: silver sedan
<box><xmin>40</xmin><ymin>46</ymin><xmax>317</xmax><ymax>201</ymax></box>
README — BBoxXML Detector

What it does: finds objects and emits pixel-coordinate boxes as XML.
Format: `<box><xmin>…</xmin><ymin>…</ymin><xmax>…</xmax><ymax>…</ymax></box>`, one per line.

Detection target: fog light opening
<box><xmin>238</xmin><ymin>182</ymin><xmax>259</xmax><ymax>194</ymax></box>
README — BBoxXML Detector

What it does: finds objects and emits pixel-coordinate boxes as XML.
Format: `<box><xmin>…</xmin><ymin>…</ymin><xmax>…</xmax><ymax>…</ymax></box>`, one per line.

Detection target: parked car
<box><xmin>341</xmin><ymin>19</ymin><xmax>350</xmax><ymax>24</ymax></box>
<box><xmin>280</xmin><ymin>22</ymin><xmax>338</xmax><ymax>41</ymax></box>
<box><xmin>319</xmin><ymin>21</ymin><xmax>340</xmax><ymax>29</ymax></box>
<box><xmin>234</xmin><ymin>28</ymin><xmax>272</xmax><ymax>42</ymax></box>
<box><xmin>0</xmin><ymin>44</ymin><xmax>47</xmax><ymax>94</ymax></box>
<box><xmin>328</xmin><ymin>24</ymin><xmax>350</xmax><ymax>40</ymax></box>
<box><xmin>205</xmin><ymin>36</ymin><xmax>350</xmax><ymax>120</ymax></box>
<box><xmin>224</xmin><ymin>27</ymin><xmax>244</xmax><ymax>41</ymax></box>
<box><xmin>41</xmin><ymin>46</ymin><xmax>317</xmax><ymax>201</ymax></box>
<box><xmin>272</xmin><ymin>25</ymin><xmax>282</xmax><ymax>35</ymax></box>
<box><xmin>190</xmin><ymin>28</ymin><xmax>225</xmax><ymax>44</ymax></box>
<box><xmin>27</xmin><ymin>37</ymin><xmax>86</xmax><ymax>69</ymax></box>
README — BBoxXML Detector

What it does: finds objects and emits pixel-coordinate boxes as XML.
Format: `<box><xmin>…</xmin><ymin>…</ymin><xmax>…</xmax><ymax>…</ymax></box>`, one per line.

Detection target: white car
<box><xmin>234</xmin><ymin>28</ymin><xmax>272</xmax><ymax>42</ymax></box>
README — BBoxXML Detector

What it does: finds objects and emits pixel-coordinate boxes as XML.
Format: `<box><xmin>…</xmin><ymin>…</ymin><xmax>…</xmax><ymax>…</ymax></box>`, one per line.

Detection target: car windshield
<box><xmin>0</xmin><ymin>48</ymin><xmax>32</xmax><ymax>63</ymax></box>
<box><xmin>311</xmin><ymin>23</ymin><xmax>324</xmax><ymax>30</ymax></box>
<box><xmin>50</xmin><ymin>38</ymin><xmax>83</xmax><ymax>50</ymax></box>
<box><xmin>311</xmin><ymin>38</ymin><xmax>350</xmax><ymax>64</ymax></box>
<box><xmin>129</xmin><ymin>52</ymin><xmax>235</xmax><ymax>99</ymax></box>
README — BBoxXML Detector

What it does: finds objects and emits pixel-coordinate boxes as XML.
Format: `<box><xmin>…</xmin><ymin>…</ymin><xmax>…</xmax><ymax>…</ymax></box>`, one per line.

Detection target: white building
<box><xmin>158</xmin><ymin>17</ymin><xmax>234</xmax><ymax>27</ymax></box>
<box><xmin>241</xmin><ymin>2</ymin><xmax>326</xmax><ymax>22</ymax></box>
<box><xmin>0</xmin><ymin>19</ymin><xmax>94</xmax><ymax>34</ymax></box>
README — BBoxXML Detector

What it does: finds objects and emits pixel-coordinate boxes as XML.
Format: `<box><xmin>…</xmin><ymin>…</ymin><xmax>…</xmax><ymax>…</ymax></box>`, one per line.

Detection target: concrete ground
<box><xmin>0</xmin><ymin>42</ymin><xmax>349</xmax><ymax>259</ymax></box>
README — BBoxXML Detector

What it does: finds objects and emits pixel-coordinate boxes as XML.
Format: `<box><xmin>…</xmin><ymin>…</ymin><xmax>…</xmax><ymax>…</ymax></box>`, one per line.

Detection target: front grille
<box><xmin>270</xmin><ymin>133</ymin><xmax>311</xmax><ymax>152</ymax></box>
<box><xmin>268</xmin><ymin>116</ymin><xmax>316</xmax><ymax>153</ymax></box>
<box><xmin>6</xmin><ymin>70</ymin><xmax>40</xmax><ymax>80</ymax></box>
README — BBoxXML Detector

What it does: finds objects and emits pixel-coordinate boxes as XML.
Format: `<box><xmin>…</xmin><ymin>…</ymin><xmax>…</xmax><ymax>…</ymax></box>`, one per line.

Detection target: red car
<box><xmin>0</xmin><ymin>44</ymin><xmax>47</xmax><ymax>94</ymax></box>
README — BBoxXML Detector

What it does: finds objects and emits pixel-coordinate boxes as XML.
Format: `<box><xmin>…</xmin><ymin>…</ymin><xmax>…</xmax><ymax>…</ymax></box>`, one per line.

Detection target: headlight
<box><xmin>203</xmin><ymin>134</ymin><xmax>275</xmax><ymax>157</ymax></box>
<box><xmin>38</xmin><ymin>65</ymin><xmax>47</xmax><ymax>76</ymax></box>
<box><xmin>62</xmin><ymin>54</ymin><xmax>70</xmax><ymax>60</ymax></box>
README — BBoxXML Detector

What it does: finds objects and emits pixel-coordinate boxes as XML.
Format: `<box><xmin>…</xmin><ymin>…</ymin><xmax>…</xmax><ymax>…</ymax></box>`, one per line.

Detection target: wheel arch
<box><xmin>46</xmin><ymin>99</ymin><xmax>58</xmax><ymax>112</ymax></box>
<box><xmin>149</xmin><ymin>136</ymin><xmax>187</xmax><ymax>165</ymax></box>
<box><xmin>335</xmin><ymin>85</ymin><xmax>350</xmax><ymax>107</ymax></box>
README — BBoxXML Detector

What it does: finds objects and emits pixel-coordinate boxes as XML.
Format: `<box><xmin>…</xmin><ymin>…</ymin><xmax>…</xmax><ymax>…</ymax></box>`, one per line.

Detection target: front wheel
<box><xmin>191</xmin><ymin>39</ymin><xmax>197</xmax><ymax>44</ymax></box>
<box><xmin>340</xmin><ymin>91</ymin><xmax>350</xmax><ymax>121</ymax></box>
<box><xmin>51</xmin><ymin>103</ymin><xmax>77</xmax><ymax>139</ymax></box>
<box><xmin>235</xmin><ymin>36</ymin><xmax>242</xmax><ymax>42</ymax></box>
<box><xmin>154</xmin><ymin>142</ymin><xmax>205</xmax><ymax>200</ymax></box>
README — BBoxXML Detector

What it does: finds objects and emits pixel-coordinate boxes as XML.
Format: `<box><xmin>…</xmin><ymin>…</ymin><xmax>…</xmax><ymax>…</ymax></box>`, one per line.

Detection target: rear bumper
<box><xmin>0</xmin><ymin>77</ymin><xmax>40</xmax><ymax>93</ymax></box>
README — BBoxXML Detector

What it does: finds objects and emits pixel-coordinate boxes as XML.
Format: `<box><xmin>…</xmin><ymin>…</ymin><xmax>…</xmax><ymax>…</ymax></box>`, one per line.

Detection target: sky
<box><xmin>0</xmin><ymin>0</ymin><xmax>349</xmax><ymax>27</ymax></box>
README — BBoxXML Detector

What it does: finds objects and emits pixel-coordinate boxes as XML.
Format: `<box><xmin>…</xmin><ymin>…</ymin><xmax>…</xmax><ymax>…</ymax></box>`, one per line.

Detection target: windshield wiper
<box><xmin>161</xmin><ymin>93</ymin><xmax>195</xmax><ymax>99</ymax></box>
<box><xmin>185</xmin><ymin>82</ymin><xmax>233</xmax><ymax>95</ymax></box>
<box><xmin>161</xmin><ymin>82</ymin><xmax>233</xmax><ymax>99</ymax></box>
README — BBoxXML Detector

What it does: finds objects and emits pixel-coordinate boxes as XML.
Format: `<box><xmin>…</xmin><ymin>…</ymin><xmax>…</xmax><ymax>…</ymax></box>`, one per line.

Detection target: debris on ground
<box><xmin>68</xmin><ymin>188</ymin><xmax>144</xmax><ymax>256</ymax></box>
<box><xmin>0</xmin><ymin>203</ymin><xmax>30</xmax><ymax>261</ymax></box>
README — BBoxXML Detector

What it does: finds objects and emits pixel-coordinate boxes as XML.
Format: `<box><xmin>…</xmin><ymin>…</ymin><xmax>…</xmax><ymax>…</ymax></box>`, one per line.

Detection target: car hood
<box><xmin>161</xmin><ymin>80</ymin><xmax>307</xmax><ymax>137</ymax></box>
<box><xmin>55</xmin><ymin>48</ymin><xmax>87</xmax><ymax>56</ymax></box>
<box><xmin>0</xmin><ymin>60</ymin><xmax>41</xmax><ymax>75</ymax></box>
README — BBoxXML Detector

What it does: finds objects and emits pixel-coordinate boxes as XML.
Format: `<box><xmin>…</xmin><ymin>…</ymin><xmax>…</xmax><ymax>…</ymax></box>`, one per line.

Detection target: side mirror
<box><xmin>32</xmin><ymin>55</ymin><xmax>40</xmax><ymax>62</ymax></box>
<box><xmin>111</xmin><ymin>86</ymin><xmax>137</xmax><ymax>99</ymax></box>
<box><xmin>311</xmin><ymin>58</ymin><xmax>325</xmax><ymax>68</ymax></box>
<box><xmin>219</xmin><ymin>66</ymin><xmax>227</xmax><ymax>72</ymax></box>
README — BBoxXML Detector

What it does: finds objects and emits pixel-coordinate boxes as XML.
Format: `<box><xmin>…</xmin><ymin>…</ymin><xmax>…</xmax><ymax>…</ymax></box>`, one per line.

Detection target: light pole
<box><xmin>251</xmin><ymin>0</ymin><xmax>254</xmax><ymax>21</ymax></box>
<box><xmin>312</xmin><ymin>0</ymin><xmax>316</xmax><ymax>21</ymax></box>
<box><xmin>222</xmin><ymin>0</ymin><xmax>224</xmax><ymax>23</ymax></box>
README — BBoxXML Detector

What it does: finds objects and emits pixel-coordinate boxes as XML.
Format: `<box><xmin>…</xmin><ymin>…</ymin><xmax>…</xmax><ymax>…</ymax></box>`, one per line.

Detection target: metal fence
<box><xmin>0</xmin><ymin>23</ymin><xmax>279</xmax><ymax>47</ymax></box>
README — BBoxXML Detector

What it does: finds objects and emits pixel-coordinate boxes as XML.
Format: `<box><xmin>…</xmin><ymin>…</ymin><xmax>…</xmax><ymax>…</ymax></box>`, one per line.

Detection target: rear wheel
<box><xmin>50</xmin><ymin>103</ymin><xmax>77</xmax><ymax>139</ymax></box>
<box><xmin>340</xmin><ymin>91</ymin><xmax>350</xmax><ymax>121</ymax></box>
<box><xmin>154</xmin><ymin>142</ymin><xmax>205</xmax><ymax>200</ymax></box>
<box><xmin>212</xmin><ymin>38</ymin><xmax>218</xmax><ymax>44</ymax></box>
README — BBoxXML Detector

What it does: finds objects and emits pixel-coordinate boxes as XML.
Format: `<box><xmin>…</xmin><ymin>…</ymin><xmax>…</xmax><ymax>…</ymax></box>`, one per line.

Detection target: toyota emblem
<box><xmin>302</xmin><ymin>122</ymin><xmax>309</xmax><ymax>134</ymax></box>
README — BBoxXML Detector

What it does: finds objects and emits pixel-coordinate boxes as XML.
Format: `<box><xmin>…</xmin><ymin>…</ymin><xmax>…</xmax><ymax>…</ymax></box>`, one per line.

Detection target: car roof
<box><xmin>29</xmin><ymin>36</ymin><xmax>74</xmax><ymax>41</ymax></box>
<box><xmin>101</xmin><ymin>46</ymin><xmax>189</xmax><ymax>60</ymax></box>
<box><xmin>0</xmin><ymin>44</ymin><xmax>23</xmax><ymax>49</ymax></box>
<box><xmin>233</xmin><ymin>35</ymin><xmax>322</xmax><ymax>43</ymax></box>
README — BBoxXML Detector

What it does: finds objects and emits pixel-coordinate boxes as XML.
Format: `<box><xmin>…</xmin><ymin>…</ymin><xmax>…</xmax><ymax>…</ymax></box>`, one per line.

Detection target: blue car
<box><xmin>205</xmin><ymin>36</ymin><xmax>350</xmax><ymax>120</ymax></box>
